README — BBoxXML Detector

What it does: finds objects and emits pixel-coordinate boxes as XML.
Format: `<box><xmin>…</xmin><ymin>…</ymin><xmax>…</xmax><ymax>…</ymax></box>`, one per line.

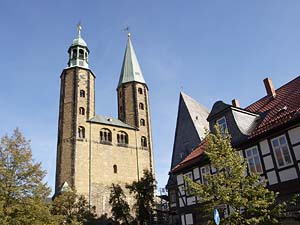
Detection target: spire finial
<box><xmin>124</xmin><ymin>26</ymin><xmax>130</xmax><ymax>38</ymax></box>
<box><xmin>77</xmin><ymin>22</ymin><xmax>82</xmax><ymax>38</ymax></box>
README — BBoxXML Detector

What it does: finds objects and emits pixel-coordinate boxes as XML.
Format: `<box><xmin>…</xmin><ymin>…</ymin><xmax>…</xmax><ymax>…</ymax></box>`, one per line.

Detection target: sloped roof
<box><xmin>181</xmin><ymin>92</ymin><xmax>209</xmax><ymax>140</ymax></box>
<box><xmin>246</xmin><ymin>76</ymin><xmax>300</xmax><ymax>138</ymax></box>
<box><xmin>171</xmin><ymin>140</ymin><xmax>207</xmax><ymax>173</ymax></box>
<box><xmin>89</xmin><ymin>115</ymin><xmax>135</xmax><ymax>129</ymax></box>
<box><xmin>118</xmin><ymin>34</ymin><xmax>146</xmax><ymax>87</ymax></box>
<box><xmin>171</xmin><ymin>76</ymin><xmax>300</xmax><ymax>174</ymax></box>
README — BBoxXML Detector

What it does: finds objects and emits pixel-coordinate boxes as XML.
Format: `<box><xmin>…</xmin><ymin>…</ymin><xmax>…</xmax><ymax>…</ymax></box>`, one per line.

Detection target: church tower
<box><xmin>55</xmin><ymin>24</ymin><xmax>95</xmax><ymax>193</ymax></box>
<box><xmin>117</xmin><ymin>33</ymin><xmax>154</xmax><ymax>174</ymax></box>
<box><xmin>55</xmin><ymin>26</ymin><xmax>155</xmax><ymax>216</ymax></box>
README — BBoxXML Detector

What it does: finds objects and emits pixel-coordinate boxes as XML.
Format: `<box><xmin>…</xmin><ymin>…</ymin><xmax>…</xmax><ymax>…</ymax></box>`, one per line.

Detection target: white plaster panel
<box><xmin>263</xmin><ymin>155</ymin><xmax>274</xmax><ymax>170</ymax></box>
<box><xmin>179</xmin><ymin>198</ymin><xmax>185</xmax><ymax>208</ymax></box>
<box><xmin>279</xmin><ymin>167</ymin><xmax>298</xmax><ymax>182</ymax></box>
<box><xmin>177</xmin><ymin>174</ymin><xmax>184</xmax><ymax>185</ymax></box>
<box><xmin>293</xmin><ymin>145</ymin><xmax>300</xmax><ymax>161</ymax></box>
<box><xmin>193</xmin><ymin>168</ymin><xmax>200</xmax><ymax>179</ymax></box>
<box><xmin>181</xmin><ymin>215</ymin><xmax>185</xmax><ymax>225</ymax></box>
<box><xmin>260</xmin><ymin>140</ymin><xmax>270</xmax><ymax>155</ymax></box>
<box><xmin>267</xmin><ymin>171</ymin><xmax>278</xmax><ymax>185</ymax></box>
<box><xmin>288</xmin><ymin>126</ymin><xmax>300</xmax><ymax>144</ymax></box>
<box><xmin>186</xmin><ymin>214</ymin><xmax>193</xmax><ymax>225</ymax></box>
<box><xmin>187</xmin><ymin>196</ymin><xmax>196</xmax><ymax>206</ymax></box>
<box><xmin>178</xmin><ymin>185</ymin><xmax>185</xmax><ymax>196</ymax></box>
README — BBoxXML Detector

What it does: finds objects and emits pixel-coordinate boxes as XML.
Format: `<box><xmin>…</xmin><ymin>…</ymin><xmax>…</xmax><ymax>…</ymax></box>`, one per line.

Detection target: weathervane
<box><xmin>124</xmin><ymin>26</ymin><xmax>130</xmax><ymax>37</ymax></box>
<box><xmin>77</xmin><ymin>22</ymin><xmax>82</xmax><ymax>37</ymax></box>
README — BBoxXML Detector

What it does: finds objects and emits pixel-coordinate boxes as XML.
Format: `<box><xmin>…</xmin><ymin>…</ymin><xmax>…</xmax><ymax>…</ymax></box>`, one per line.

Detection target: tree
<box><xmin>109</xmin><ymin>183</ymin><xmax>132</xmax><ymax>225</ymax></box>
<box><xmin>0</xmin><ymin>128</ymin><xmax>54</xmax><ymax>225</ymax></box>
<box><xmin>185</xmin><ymin>126</ymin><xmax>286</xmax><ymax>225</ymax></box>
<box><xmin>51</xmin><ymin>191</ymin><xmax>97</xmax><ymax>225</ymax></box>
<box><xmin>126</xmin><ymin>170</ymin><xmax>156</xmax><ymax>225</ymax></box>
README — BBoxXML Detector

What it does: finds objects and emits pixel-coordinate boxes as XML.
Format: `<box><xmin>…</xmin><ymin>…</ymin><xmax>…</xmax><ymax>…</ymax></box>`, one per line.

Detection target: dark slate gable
<box><xmin>167</xmin><ymin>92</ymin><xmax>209</xmax><ymax>186</ymax></box>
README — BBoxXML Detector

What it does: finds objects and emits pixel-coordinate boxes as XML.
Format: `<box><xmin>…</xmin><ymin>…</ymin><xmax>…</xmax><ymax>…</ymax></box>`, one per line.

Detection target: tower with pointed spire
<box><xmin>55</xmin><ymin>26</ymin><xmax>154</xmax><ymax>217</ymax></box>
<box><xmin>117</xmin><ymin>32</ymin><xmax>154</xmax><ymax>173</ymax></box>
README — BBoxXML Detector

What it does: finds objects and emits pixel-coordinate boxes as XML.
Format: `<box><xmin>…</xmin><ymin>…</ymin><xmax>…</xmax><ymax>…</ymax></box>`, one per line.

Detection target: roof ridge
<box><xmin>246</xmin><ymin>76</ymin><xmax>300</xmax><ymax>110</ymax></box>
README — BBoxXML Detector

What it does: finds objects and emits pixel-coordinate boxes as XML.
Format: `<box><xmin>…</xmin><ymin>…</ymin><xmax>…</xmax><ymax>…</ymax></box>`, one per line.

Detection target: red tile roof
<box><xmin>246</xmin><ymin>76</ymin><xmax>300</xmax><ymax>138</ymax></box>
<box><xmin>172</xmin><ymin>76</ymin><xmax>300</xmax><ymax>173</ymax></box>
<box><xmin>171</xmin><ymin>139</ymin><xmax>207</xmax><ymax>173</ymax></box>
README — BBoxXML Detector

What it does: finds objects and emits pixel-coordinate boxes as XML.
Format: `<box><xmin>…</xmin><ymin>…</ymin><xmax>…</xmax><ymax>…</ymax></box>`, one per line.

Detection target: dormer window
<box><xmin>216</xmin><ymin>116</ymin><xmax>227</xmax><ymax>133</ymax></box>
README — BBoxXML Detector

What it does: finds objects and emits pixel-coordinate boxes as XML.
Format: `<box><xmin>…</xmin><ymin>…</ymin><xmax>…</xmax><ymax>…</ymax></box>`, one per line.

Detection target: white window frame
<box><xmin>184</xmin><ymin>171</ymin><xmax>193</xmax><ymax>196</ymax></box>
<box><xmin>200</xmin><ymin>165</ymin><xmax>210</xmax><ymax>185</ymax></box>
<box><xmin>245</xmin><ymin>146</ymin><xmax>263</xmax><ymax>174</ymax></box>
<box><xmin>216</xmin><ymin>116</ymin><xmax>228</xmax><ymax>133</ymax></box>
<box><xmin>271</xmin><ymin>135</ymin><xmax>293</xmax><ymax>168</ymax></box>
<box><xmin>184</xmin><ymin>171</ymin><xmax>193</xmax><ymax>180</ymax></box>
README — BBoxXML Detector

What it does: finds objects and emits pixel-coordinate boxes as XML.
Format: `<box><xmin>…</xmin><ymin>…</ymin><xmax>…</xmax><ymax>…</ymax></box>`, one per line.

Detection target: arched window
<box><xmin>117</xmin><ymin>131</ymin><xmax>128</xmax><ymax>145</ymax></box>
<box><xmin>72</xmin><ymin>49</ymin><xmax>77</xmax><ymax>59</ymax></box>
<box><xmin>78</xmin><ymin>126</ymin><xmax>85</xmax><ymax>138</ymax></box>
<box><xmin>138</xmin><ymin>88</ymin><xmax>143</xmax><ymax>94</ymax></box>
<box><xmin>139</xmin><ymin>103</ymin><xmax>144</xmax><ymax>110</ymax></box>
<box><xmin>80</xmin><ymin>90</ymin><xmax>85</xmax><ymax>98</ymax></box>
<box><xmin>141</xmin><ymin>136</ymin><xmax>147</xmax><ymax>147</ymax></box>
<box><xmin>113</xmin><ymin>165</ymin><xmax>118</xmax><ymax>174</ymax></box>
<box><xmin>100</xmin><ymin>128</ymin><xmax>112</xmax><ymax>143</ymax></box>
<box><xmin>79</xmin><ymin>49</ymin><xmax>84</xmax><ymax>59</ymax></box>
<box><xmin>79</xmin><ymin>107</ymin><xmax>85</xmax><ymax>115</ymax></box>
<box><xmin>119</xmin><ymin>91</ymin><xmax>122</xmax><ymax>98</ymax></box>
<box><xmin>140</xmin><ymin>119</ymin><xmax>145</xmax><ymax>126</ymax></box>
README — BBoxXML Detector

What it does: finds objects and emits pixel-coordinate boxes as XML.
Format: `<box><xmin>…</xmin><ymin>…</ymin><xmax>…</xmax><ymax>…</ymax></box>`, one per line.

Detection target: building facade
<box><xmin>169</xmin><ymin>77</ymin><xmax>300</xmax><ymax>225</ymax></box>
<box><xmin>55</xmin><ymin>25</ymin><xmax>154</xmax><ymax>216</ymax></box>
<box><xmin>167</xmin><ymin>92</ymin><xmax>209</xmax><ymax>225</ymax></box>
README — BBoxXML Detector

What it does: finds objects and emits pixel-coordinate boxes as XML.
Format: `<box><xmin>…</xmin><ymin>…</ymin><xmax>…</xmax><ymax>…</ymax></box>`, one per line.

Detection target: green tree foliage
<box><xmin>185</xmin><ymin>126</ymin><xmax>286</xmax><ymax>225</ymax></box>
<box><xmin>126</xmin><ymin>170</ymin><xmax>156</xmax><ymax>225</ymax></box>
<box><xmin>51</xmin><ymin>191</ymin><xmax>97</xmax><ymax>225</ymax></box>
<box><xmin>109</xmin><ymin>184</ymin><xmax>132</xmax><ymax>225</ymax></box>
<box><xmin>0</xmin><ymin>128</ymin><xmax>55</xmax><ymax>225</ymax></box>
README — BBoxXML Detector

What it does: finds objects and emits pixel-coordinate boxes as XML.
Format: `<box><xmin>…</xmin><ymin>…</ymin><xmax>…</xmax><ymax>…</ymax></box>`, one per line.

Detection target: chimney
<box><xmin>263</xmin><ymin>78</ymin><xmax>276</xmax><ymax>98</ymax></box>
<box><xmin>232</xmin><ymin>99</ymin><xmax>240</xmax><ymax>107</ymax></box>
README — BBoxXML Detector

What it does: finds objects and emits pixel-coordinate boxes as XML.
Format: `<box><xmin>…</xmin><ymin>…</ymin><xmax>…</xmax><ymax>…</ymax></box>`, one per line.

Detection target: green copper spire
<box><xmin>118</xmin><ymin>33</ymin><xmax>146</xmax><ymax>87</ymax></box>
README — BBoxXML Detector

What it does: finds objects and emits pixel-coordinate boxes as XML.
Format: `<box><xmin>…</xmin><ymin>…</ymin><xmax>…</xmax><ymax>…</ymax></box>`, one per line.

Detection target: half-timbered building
<box><xmin>168</xmin><ymin>76</ymin><xmax>300</xmax><ymax>225</ymax></box>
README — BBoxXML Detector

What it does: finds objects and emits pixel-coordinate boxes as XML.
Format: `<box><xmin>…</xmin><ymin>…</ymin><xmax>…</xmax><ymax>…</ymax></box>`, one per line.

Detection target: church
<box><xmin>55</xmin><ymin>25</ymin><xmax>155</xmax><ymax>216</ymax></box>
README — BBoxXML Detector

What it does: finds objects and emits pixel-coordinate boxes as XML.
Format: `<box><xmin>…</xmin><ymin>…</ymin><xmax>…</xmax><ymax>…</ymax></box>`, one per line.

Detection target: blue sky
<box><xmin>1</xmin><ymin>0</ymin><xmax>300</xmax><ymax>194</ymax></box>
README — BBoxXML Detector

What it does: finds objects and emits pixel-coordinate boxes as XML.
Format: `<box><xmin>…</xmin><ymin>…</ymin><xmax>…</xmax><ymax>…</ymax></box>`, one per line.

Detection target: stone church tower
<box><xmin>55</xmin><ymin>25</ymin><xmax>154</xmax><ymax>216</ymax></box>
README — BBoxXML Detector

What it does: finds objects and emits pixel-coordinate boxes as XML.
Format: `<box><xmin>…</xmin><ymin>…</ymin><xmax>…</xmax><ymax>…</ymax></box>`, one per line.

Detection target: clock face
<box><xmin>79</xmin><ymin>74</ymin><xmax>86</xmax><ymax>80</ymax></box>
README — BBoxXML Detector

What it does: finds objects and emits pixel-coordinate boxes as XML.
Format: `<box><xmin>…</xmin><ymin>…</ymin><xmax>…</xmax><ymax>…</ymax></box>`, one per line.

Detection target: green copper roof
<box><xmin>89</xmin><ymin>115</ymin><xmax>135</xmax><ymax>129</ymax></box>
<box><xmin>71</xmin><ymin>37</ymin><xmax>87</xmax><ymax>47</ymax></box>
<box><xmin>71</xmin><ymin>23</ymin><xmax>88</xmax><ymax>47</ymax></box>
<box><xmin>118</xmin><ymin>34</ymin><xmax>146</xmax><ymax>87</ymax></box>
